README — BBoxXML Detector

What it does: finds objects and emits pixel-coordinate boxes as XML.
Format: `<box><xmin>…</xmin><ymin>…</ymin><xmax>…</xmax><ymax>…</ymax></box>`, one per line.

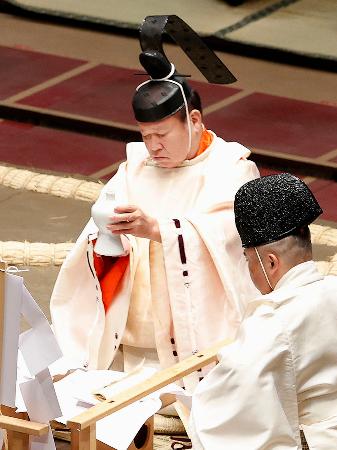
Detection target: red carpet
<box><xmin>206</xmin><ymin>93</ymin><xmax>337</xmax><ymax>158</ymax></box>
<box><xmin>307</xmin><ymin>179</ymin><xmax>337</xmax><ymax>223</ymax></box>
<box><xmin>0</xmin><ymin>120</ymin><xmax>125</xmax><ymax>175</ymax></box>
<box><xmin>0</xmin><ymin>46</ymin><xmax>85</xmax><ymax>100</ymax></box>
<box><xmin>18</xmin><ymin>65</ymin><xmax>240</xmax><ymax>124</ymax></box>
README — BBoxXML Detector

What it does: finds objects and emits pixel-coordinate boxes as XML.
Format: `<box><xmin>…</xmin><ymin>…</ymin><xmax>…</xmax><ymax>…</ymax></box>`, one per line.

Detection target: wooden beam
<box><xmin>68</xmin><ymin>339</ymin><xmax>231</xmax><ymax>430</ymax></box>
<box><xmin>0</xmin><ymin>415</ymin><xmax>49</xmax><ymax>436</ymax></box>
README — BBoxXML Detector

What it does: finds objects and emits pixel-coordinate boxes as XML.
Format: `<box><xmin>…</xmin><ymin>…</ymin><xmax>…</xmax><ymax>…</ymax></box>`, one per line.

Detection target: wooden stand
<box><xmin>66</xmin><ymin>339</ymin><xmax>230</xmax><ymax>449</ymax></box>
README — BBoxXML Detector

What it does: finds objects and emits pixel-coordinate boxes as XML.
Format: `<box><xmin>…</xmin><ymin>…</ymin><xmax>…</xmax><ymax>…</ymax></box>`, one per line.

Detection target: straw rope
<box><xmin>315</xmin><ymin>256</ymin><xmax>337</xmax><ymax>276</ymax></box>
<box><xmin>0</xmin><ymin>165</ymin><xmax>103</xmax><ymax>202</ymax></box>
<box><xmin>154</xmin><ymin>414</ymin><xmax>186</xmax><ymax>435</ymax></box>
<box><xmin>0</xmin><ymin>241</ymin><xmax>74</xmax><ymax>266</ymax></box>
<box><xmin>0</xmin><ymin>225</ymin><xmax>336</xmax><ymax>269</ymax></box>
<box><xmin>310</xmin><ymin>223</ymin><xmax>337</xmax><ymax>247</ymax></box>
<box><xmin>310</xmin><ymin>224</ymin><xmax>337</xmax><ymax>275</ymax></box>
<box><xmin>0</xmin><ymin>165</ymin><xmax>336</xmax><ymax>273</ymax></box>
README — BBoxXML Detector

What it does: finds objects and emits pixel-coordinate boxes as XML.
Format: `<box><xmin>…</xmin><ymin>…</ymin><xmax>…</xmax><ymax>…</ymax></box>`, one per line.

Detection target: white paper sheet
<box><xmin>96</xmin><ymin>397</ymin><xmax>161</xmax><ymax>450</ymax></box>
<box><xmin>19</xmin><ymin>286</ymin><xmax>62</xmax><ymax>376</ymax></box>
<box><xmin>15</xmin><ymin>351</ymin><xmax>33</xmax><ymax>412</ymax></box>
<box><xmin>55</xmin><ymin>371</ymin><xmax>160</xmax><ymax>450</ymax></box>
<box><xmin>54</xmin><ymin>368</ymin><xmax>189</xmax><ymax>450</ymax></box>
<box><xmin>53</xmin><ymin>369</ymin><xmax>114</xmax><ymax>423</ymax></box>
<box><xmin>0</xmin><ymin>429</ymin><xmax>3</xmax><ymax>450</ymax></box>
<box><xmin>0</xmin><ymin>274</ymin><xmax>23</xmax><ymax>406</ymax></box>
<box><xmin>48</xmin><ymin>355</ymin><xmax>83</xmax><ymax>377</ymax></box>
<box><xmin>30</xmin><ymin>427</ymin><xmax>55</xmax><ymax>450</ymax></box>
<box><xmin>20</xmin><ymin>368</ymin><xmax>61</xmax><ymax>422</ymax></box>
<box><xmin>65</xmin><ymin>369</ymin><xmax>128</xmax><ymax>406</ymax></box>
<box><xmin>95</xmin><ymin>382</ymin><xmax>188</xmax><ymax>450</ymax></box>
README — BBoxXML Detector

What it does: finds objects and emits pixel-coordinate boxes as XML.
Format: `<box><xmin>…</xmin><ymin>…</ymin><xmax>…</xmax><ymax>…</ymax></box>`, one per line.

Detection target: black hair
<box><xmin>290</xmin><ymin>225</ymin><xmax>312</xmax><ymax>253</ymax></box>
<box><xmin>177</xmin><ymin>89</ymin><xmax>202</xmax><ymax>122</ymax></box>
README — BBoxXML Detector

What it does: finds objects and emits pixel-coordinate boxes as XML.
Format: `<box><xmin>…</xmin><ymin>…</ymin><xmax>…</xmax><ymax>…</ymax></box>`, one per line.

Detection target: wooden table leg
<box><xmin>71</xmin><ymin>424</ymin><xmax>96</xmax><ymax>450</ymax></box>
<box><xmin>6</xmin><ymin>430</ymin><xmax>29</xmax><ymax>450</ymax></box>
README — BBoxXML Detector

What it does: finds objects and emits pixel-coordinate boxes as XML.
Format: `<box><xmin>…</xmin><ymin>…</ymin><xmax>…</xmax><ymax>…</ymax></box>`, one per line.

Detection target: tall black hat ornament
<box><xmin>132</xmin><ymin>15</ymin><xmax>237</xmax><ymax>123</ymax></box>
<box><xmin>234</xmin><ymin>173</ymin><xmax>323</xmax><ymax>248</ymax></box>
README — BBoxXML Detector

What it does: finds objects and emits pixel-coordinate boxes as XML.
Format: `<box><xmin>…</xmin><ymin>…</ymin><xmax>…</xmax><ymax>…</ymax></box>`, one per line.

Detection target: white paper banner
<box><xmin>0</xmin><ymin>274</ymin><xmax>23</xmax><ymax>406</ymax></box>
<box><xmin>20</xmin><ymin>368</ymin><xmax>61</xmax><ymax>422</ymax></box>
<box><xmin>19</xmin><ymin>286</ymin><xmax>62</xmax><ymax>376</ymax></box>
<box><xmin>20</xmin><ymin>368</ymin><xmax>61</xmax><ymax>450</ymax></box>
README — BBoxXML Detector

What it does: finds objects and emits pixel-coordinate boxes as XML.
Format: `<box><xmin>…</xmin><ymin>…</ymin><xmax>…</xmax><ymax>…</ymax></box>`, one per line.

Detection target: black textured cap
<box><xmin>234</xmin><ymin>173</ymin><xmax>323</xmax><ymax>248</ymax></box>
<box><xmin>133</xmin><ymin>50</ymin><xmax>192</xmax><ymax>122</ymax></box>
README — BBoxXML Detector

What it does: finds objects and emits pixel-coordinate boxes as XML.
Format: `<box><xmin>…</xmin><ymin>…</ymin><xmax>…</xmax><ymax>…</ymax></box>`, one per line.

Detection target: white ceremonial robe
<box><xmin>50</xmin><ymin>132</ymin><xmax>259</xmax><ymax>390</ymax></box>
<box><xmin>190</xmin><ymin>261</ymin><xmax>337</xmax><ymax>449</ymax></box>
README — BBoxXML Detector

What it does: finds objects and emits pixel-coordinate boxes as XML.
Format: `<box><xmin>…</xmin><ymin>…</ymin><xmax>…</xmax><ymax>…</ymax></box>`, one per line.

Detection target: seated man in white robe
<box><xmin>190</xmin><ymin>173</ymin><xmax>337</xmax><ymax>449</ymax></box>
<box><xmin>50</xmin><ymin>15</ymin><xmax>259</xmax><ymax>391</ymax></box>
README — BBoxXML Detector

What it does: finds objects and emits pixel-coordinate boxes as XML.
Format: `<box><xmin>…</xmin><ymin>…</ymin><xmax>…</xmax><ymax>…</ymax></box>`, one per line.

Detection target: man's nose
<box><xmin>148</xmin><ymin>136</ymin><xmax>163</xmax><ymax>152</ymax></box>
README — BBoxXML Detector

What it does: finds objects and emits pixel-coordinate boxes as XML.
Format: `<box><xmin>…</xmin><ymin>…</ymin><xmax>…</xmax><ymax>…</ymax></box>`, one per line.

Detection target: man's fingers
<box><xmin>109</xmin><ymin>213</ymin><xmax>134</xmax><ymax>224</ymax></box>
<box><xmin>107</xmin><ymin>222</ymin><xmax>134</xmax><ymax>232</ymax></box>
<box><xmin>114</xmin><ymin>205</ymin><xmax>138</xmax><ymax>214</ymax></box>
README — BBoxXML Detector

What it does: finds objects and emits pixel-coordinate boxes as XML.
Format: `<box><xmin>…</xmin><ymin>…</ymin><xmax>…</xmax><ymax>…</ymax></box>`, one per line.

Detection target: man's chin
<box><xmin>153</xmin><ymin>158</ymin><xmax>185</xmax><ymax>168</ymax></box>
<box><xmin>153</xmin><ymin>159</ymin><xmax>176</xmax><ymax>168</ymax></box>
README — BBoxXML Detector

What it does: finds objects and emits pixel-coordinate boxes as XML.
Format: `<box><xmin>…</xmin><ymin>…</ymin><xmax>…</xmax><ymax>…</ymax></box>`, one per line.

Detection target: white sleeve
<box><xmin>190</xmin><ymin>310</ymin><xmax>301</xmax><ymax>450</ymax></box>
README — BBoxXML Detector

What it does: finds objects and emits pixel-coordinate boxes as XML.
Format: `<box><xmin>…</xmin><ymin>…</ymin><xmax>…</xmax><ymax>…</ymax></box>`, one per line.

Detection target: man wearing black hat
<box><xmin>50</xmin><ymin>16</ymin><xmax>259</xmax><ymax>390</ymax></box>
<box><xmin>190</xmin><ymin>174</ymin><xmax>337</xmax><ymax>449</ymax></box>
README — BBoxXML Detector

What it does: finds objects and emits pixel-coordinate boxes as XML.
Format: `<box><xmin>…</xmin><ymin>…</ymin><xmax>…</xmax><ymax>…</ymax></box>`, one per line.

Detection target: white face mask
<box><xmin>254</xmin><ymin>247</ymin><xmax>274</xmax><ymax>291</ymax></box>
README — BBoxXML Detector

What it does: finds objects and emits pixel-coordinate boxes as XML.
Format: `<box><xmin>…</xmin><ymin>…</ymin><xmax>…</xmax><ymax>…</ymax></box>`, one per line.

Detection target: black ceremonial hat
<box><xmin>133</xmin><ymin>50</ymin><xmax>192</xmax><ymax>122</ymax></box>
<box><xmin>234</xmin><ymin>173</ymin><xmax>323</xmax><ymax>248</ymax></box>
<box><xmin>132</xmin><ymin>15</ymin><xmax>237</xmax><ymax>123</ymax></box>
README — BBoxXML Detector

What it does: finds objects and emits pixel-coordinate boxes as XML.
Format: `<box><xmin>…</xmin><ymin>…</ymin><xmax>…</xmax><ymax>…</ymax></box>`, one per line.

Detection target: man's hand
<box><xmin>107</xmin><ymin>205</ymin><xmax>161</xmax><ymax>242</ymax></box>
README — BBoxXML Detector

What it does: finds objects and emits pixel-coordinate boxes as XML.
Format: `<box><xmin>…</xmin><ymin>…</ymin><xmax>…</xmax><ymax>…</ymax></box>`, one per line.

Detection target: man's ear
<box><xmin>190</xmin><ymin>109</ymin><xmax>202</xmax><ymax>126</ymax></box>
<box><xmin>268</xmin><ymin>253</ymin><xmax>279</xmax><ymax>271</ymax></box>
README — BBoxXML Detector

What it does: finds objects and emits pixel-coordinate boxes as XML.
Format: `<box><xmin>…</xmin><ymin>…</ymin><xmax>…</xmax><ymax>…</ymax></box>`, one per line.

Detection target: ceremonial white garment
<box><xmin>190</xmin><ymin>261</ymin><xmax>337</xmax><ymax>449</ymax></box>
<box><xmin>50</xmin><ymin>132</ymin><xmax>259</xmax><ymax>390</ymax></box>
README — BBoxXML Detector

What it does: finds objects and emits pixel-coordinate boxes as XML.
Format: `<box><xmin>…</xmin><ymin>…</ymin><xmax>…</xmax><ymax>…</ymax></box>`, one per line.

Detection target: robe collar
<box><xmin>245</xmin><ymin>261</ymin><xmax>323</xmax><ymax>317</ymax></box>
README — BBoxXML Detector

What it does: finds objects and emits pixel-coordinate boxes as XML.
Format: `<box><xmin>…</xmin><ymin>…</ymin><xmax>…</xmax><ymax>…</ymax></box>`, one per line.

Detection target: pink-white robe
<box><xmin>50</xmin><ymin>132</ymin><xmax>259</xmax><ymax>391</ymax></box>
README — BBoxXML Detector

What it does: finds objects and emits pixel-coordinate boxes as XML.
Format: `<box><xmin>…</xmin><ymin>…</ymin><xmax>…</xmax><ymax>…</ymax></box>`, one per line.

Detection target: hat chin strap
<box><xmin>254</xmin><ymin>247</ymin><xmax>274</xmax><ymax>291</ymax></box>
<box><xmin>136</xmin><ymin>63</ymin><xmax>192</xmax><ymax>155</ymax></box>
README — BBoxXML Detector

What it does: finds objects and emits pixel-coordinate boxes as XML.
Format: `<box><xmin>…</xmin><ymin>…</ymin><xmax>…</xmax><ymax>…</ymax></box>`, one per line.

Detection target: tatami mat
<box><xmin>226</xmin><ymin>0</ymin><xmax>337</xmax><ymax>60</ymax></box>
<box><xmin>3</xmin><ymin>0</ymin><xmax>337</xmax><ymax>63</ymax></box>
